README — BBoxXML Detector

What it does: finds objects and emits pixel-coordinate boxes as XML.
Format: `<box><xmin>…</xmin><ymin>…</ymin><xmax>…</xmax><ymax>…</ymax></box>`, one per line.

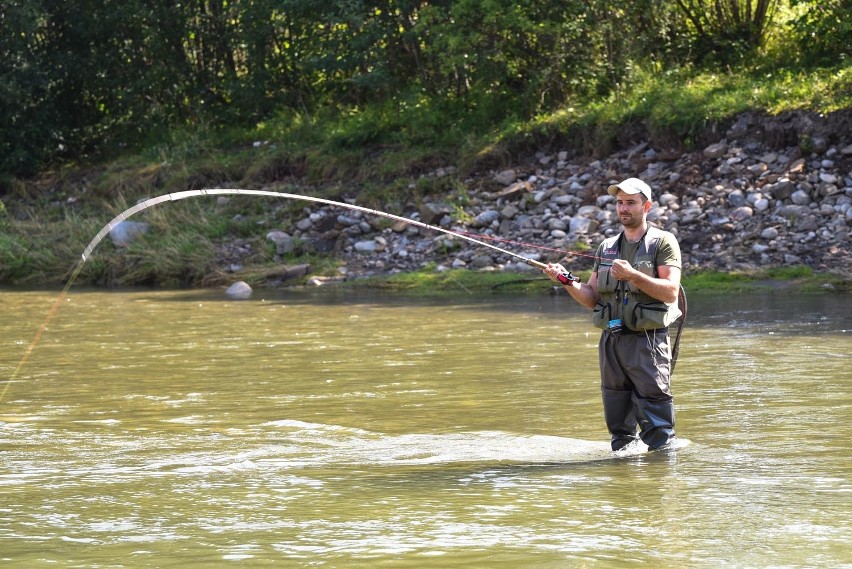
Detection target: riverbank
<box><xmin>1</xmin><ymin>109</ymin><xmax>850</xmax><ymax>294</ymax></box>
<box><xmin>278</xmin><ymin>108</ymin><xmax>851</xmax><ymax>294</ymax></box>
<box><xmin>205</xmin><ymin>108</ymin><xmax>852</xmax><ymax>295</ymax></box>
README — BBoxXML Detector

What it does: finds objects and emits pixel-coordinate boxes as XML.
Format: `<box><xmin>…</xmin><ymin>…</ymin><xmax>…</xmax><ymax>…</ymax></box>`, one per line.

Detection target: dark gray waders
<box><xmin>602</xmin><ymin>387</ymin><xmax>639</xmax><ymax>450</ymax></box>
<box><xmin>634</xmin><ymin>395</ymin><xmax>675</xmax><ymax>450</ymax></box>
<box><xmin>599</xmin><ymin>329</ymin><xmax>676</xmax><ymax>451</ymax></box>
<box><xmin>602</xmin><ymin>388</ymin><xmax>675</xmax><ymax>451</ymax></box>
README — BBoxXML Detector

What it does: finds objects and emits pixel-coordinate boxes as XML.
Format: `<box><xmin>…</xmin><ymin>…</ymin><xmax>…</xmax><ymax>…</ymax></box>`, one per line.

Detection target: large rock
<box><xmin>109</xmin><ymin>221</ymin><xmax>150</xmax><ymax>247</ymax></box>
<box><xmin>225</xmin><ymin>281</ymin><xmax>252</xmax><ymax>299</ymax></box>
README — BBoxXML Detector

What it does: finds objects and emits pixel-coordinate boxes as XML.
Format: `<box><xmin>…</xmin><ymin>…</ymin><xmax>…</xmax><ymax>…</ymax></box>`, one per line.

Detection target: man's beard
<box><xmin>619</xmin><ymin>212</ymin><xmax>643</xmax><ymax>229</ymax></box>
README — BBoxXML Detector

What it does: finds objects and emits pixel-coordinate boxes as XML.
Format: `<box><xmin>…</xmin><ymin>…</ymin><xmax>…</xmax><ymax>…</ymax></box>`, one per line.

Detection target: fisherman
<box><xmin>543</xmin><ymin>178</ymin><xmax>682</xmax><ymax>451</ymax></box>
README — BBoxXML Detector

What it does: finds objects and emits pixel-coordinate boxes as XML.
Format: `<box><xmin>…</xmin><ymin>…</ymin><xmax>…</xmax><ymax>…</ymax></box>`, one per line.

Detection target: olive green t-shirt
<box><xmin>592</xmin><ymin>229</ymin><xmax>681</xmax><ymax>273</ymax></box>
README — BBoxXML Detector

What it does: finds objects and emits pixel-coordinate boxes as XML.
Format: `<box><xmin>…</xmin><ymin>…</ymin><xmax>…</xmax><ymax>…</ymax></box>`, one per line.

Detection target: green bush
<box><xmin>788</xmin><ymin>0</ymin><xmax>851</xmax><ymax>65</ymax></box>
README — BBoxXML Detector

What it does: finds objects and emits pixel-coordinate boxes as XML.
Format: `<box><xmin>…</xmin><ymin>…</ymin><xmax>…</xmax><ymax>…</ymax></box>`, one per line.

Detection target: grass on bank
<box><xmin>346</xmin><ymin>265</ymin><xmax>850</xmax><ymax>295</ymax></box>
<box><xmin>505</xmin><ymin>64</ymin><xmax>852</xmax><ymax>156</ymax></box>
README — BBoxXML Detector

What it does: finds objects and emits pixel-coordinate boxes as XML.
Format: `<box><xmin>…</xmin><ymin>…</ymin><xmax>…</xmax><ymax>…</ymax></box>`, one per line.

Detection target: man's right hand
<box><xmin>543</xmin><ymin>263</ymin><xmax>570</xmax><ymax>283</ymax></box>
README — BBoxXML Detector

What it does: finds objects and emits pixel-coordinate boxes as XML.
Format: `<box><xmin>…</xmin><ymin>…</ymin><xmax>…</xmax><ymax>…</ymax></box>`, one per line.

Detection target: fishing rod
<box><xmin>80</xmin><ymin>188</ymin><xmax>582</xmax><ymax>284</ymax></box>
<box><xmin>671</xmin><ymin>285</ymin><xmax>687</xmax><ymax>375</ymax></box>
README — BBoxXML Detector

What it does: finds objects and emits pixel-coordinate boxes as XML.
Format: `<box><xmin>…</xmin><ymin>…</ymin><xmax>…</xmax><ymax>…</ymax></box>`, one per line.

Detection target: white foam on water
<box><xmin>258</xmin><ymin>423</ymin><xmax>639</xmax><ymax>467</ymax></box>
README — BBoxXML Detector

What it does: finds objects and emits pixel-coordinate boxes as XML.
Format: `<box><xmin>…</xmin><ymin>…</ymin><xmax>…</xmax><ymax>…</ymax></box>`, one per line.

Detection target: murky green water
<box><xmin>2</xmin><ymin>288</ymin><xmax>850</xmax><ymax>568</ymax></box>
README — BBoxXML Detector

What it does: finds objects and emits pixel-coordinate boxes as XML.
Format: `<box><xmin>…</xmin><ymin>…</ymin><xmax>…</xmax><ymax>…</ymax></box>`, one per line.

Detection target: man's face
<box><xmin>614</xmin><ymin>191</ymin><xmax>649</xmax><ymax>229</ymax></box>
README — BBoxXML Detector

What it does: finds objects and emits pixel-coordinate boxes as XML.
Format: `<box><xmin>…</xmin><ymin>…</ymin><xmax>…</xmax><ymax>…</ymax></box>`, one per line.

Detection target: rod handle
<box><xmin>525</xmin><ymin>259</ymin><xmax>579</xmax><ymax>284</ymax></box>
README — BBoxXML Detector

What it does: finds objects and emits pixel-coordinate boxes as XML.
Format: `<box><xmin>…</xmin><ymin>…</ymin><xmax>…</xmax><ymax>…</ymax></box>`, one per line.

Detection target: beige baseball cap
<box><xmin>607</xmin><ymin>178</ymin><xmax>652</xmax><ymax>201</ymax></box>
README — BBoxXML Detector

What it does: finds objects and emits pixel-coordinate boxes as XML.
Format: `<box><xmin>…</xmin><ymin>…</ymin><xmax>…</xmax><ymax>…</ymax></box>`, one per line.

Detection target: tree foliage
<box><xmin>788</xmin><ymin>0</ymin><xmax>851</xmax><ymax>65</ymax></box>
<box><xmin>0</xmin><ymin>0</ymin><xmax>846</xmax><ymax>177</ymax></box>
<box><xmin>673</xmin><ymin>0</ymin><xmax>780</xmax><ymax>63</ymax></box>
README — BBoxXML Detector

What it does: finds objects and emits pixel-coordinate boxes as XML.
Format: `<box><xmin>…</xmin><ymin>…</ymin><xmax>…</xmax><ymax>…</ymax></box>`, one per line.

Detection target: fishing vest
<box><xmin>591</xmin><ymin>226</ymin><xmax>682</xmax><ymax>332</ymax></box>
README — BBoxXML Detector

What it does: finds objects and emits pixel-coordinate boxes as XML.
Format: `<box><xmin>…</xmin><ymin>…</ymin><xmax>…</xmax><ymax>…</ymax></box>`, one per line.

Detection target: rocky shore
<box><xmin>238</xmin><ymin>110</ymin><xmax>850</xmax><ymax>286</ymax></box>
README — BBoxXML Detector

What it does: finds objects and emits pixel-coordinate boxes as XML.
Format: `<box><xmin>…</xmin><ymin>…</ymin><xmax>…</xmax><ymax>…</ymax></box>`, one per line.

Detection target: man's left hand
<box><xmin>610</xmin><ymin>259</ymin><xmax>638</xmax><ymax>282</ymax></box>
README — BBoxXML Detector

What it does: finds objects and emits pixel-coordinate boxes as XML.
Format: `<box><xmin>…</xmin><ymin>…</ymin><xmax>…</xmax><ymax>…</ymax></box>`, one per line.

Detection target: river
<box><xmin>1</xmin><ymin>288</ymin><xmax>850</xmax><ymax>568</ymax></box>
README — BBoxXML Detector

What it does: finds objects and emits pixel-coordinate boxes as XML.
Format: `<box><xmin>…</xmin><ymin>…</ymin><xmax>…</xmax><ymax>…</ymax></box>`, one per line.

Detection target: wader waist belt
<box><xmin>609</xmin><ymin>327</ymin><xmax>668</xmax><ymax>336</ymax></box>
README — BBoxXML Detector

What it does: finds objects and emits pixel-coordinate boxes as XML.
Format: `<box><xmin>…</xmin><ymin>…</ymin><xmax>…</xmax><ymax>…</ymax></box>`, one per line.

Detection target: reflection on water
<box><xmin>1</xmin><ymin>288</ymin><xmax>850</xmax><ymax>568</ymax></box>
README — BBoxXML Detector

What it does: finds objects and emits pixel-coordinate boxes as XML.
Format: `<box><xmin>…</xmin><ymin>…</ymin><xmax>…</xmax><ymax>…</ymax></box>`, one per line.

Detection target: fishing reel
<box><xmin>556</xmin><ymin>271</ymin><xmax>580</xmax><ymax>285</ymax></box>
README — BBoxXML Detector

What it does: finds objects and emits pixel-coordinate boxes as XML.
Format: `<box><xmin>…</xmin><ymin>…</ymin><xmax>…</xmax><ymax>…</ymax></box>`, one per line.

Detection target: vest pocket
<box><xmin>596</xmin><ymin>266</ymin><xmax>616</xmax><ymax>294</ymax></box>
<box><xmin>592</xmin><ymin>302</ymin><xmax>612</xmax><ymax>329</ymax></box>
<box><xmin>629</xmin><ymin>301</ymin><xmax>679</xmax><ymax>330</ymax></box>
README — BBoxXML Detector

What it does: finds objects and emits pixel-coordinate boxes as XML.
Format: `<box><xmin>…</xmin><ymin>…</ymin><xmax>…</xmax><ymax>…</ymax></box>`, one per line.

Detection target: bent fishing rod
<box><xmin>81</xmin><ymin>188</ymin><xmax>582</xmax><ymax>284</ymax></box>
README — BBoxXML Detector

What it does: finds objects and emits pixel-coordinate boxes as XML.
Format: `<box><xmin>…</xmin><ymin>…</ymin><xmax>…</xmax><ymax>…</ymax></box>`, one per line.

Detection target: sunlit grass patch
<box><xmin>683</xmin><ymin>266</ymin><xmax>848</xmax><ymax>293</ymax></box>
<box><xmin>348</xmin><ymin>267</ymin><xmax>561</xmax><ymax>295</ymax></box>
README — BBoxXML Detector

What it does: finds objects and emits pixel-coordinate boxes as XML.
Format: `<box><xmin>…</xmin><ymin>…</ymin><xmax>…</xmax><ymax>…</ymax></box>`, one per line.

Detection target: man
<box><xmin>543</xmin><ymin>178</ymin><xmax>682</xmax><ymax>452</ymax></box>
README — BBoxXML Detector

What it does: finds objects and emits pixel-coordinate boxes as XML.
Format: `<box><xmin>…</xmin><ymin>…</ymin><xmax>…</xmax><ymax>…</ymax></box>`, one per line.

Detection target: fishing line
<box><xmin>2</xmin><ymin>264</ymin><xmax>84</xmax><ymax>405</ymax></box>
<box><xmin>3</xmin><ymin>187</ymin><xmax>579</xmax><ymax>404</ymax></box>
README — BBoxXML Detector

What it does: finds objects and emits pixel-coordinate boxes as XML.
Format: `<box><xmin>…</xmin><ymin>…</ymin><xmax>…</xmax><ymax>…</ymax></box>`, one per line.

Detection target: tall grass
<box><xmin>516</xmin><ymin>63</ymin><xmax>852</xmax><ymax>155</ymax></box>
